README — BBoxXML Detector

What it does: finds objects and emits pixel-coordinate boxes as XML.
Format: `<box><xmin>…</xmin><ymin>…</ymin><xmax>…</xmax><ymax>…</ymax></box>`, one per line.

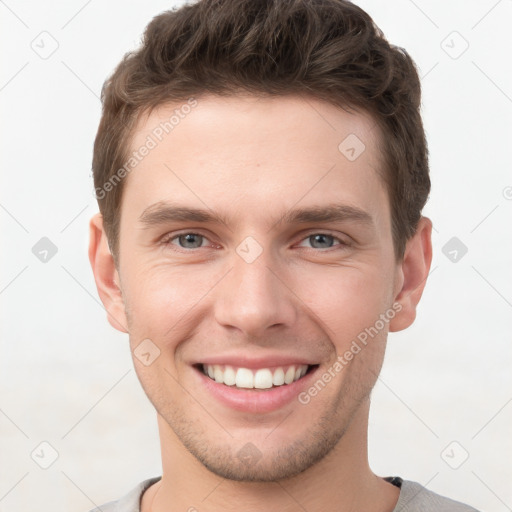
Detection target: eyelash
<box><xmin>159</xmin><ymin>231</ymin><xmax>350</xmax><ymax>252</ymax></box>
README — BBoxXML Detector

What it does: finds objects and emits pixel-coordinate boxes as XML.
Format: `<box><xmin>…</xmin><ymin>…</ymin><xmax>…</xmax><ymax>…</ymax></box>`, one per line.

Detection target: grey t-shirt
<box><xmin>89</xmin><ymin>476</ymin><xmax>480</xmax><ymax>512</ymax></box>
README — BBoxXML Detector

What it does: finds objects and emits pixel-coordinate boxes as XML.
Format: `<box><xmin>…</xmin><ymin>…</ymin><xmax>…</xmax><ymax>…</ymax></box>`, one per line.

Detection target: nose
<box><xmin>213</xmin><ymin>249</ymin><xmax>297</xmax><ymax>339</ymax></box>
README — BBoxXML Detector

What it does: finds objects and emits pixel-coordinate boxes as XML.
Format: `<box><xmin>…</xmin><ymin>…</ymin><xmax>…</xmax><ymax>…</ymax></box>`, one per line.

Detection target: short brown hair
<box><xmin>92</xmin><ymin>0</ymin><xmax>430</xmax><ymax>266</ymax></box>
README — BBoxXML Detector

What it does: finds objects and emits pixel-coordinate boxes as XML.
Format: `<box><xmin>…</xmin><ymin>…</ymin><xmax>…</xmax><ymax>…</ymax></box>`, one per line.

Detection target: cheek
<box><xmin>123</xmin><ymin>265</ymin><xmax>218</xmax><ymax>341</ymax></box>
<box><xmin>291</xmin><ymin>264</ymin><xmax>390</xmax><ymax>342</ymax></box>
<box><xmin>123</xmin><ymin>253</ymin><xmax>392</xmax><ymax>352</ymax></box>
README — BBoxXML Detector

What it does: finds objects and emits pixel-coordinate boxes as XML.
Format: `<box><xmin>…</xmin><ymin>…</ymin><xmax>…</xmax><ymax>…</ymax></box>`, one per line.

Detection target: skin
<box><xmin>89</xmin><ymin>94</ymin><xmax>432</xmax><ymax>512</ymax></box>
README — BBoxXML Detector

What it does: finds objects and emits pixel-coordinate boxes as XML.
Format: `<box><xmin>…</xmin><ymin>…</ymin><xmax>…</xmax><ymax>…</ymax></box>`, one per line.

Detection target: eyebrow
<box><xmin>138</xmin><ymin>201</ymin><xmax>375</xmax><ymax>231</ymax></box>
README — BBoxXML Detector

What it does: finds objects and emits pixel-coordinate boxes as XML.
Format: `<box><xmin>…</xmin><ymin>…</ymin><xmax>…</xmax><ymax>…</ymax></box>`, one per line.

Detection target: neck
<box><xmin>142</xmin><ymin>401</ymin><xmax>399</xmax><ymax>512</ymax></box>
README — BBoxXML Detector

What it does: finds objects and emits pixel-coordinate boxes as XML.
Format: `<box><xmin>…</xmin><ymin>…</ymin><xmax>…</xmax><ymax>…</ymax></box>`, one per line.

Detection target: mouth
<box><xmin>191</xmin><ymin>356</ymin><xmax>322</xmax><ymax>413</ymax></box>
<box><xmin>194</xmin><ymin>363</ymin><xmax>319</xmax><ymax>390</ymax></box>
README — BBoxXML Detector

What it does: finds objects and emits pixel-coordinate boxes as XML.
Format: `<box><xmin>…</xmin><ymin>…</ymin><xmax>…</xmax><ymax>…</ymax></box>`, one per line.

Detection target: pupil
<box><xmin>311</xmin><ymin>234</ymin><xmax>333</xmax><ymax>248</ymax></box>
<box><xmin>181</xmin><ymin>233</ymin><xmax>202</xmax><ymax>248</ymax></box>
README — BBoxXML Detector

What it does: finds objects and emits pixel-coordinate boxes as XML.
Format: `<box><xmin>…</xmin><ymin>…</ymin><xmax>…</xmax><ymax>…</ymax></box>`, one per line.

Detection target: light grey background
<box><xmin>1</xmin><ymin>1</ymin><xmax>511</xmax><ymax>511</ymax></box>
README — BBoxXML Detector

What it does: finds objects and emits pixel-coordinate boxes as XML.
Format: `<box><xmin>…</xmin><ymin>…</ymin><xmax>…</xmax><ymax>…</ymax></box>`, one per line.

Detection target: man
<box><xmin>88</xmin><ymin>0</ymin><xmax>479</xmax><ymax>510</ymax></box>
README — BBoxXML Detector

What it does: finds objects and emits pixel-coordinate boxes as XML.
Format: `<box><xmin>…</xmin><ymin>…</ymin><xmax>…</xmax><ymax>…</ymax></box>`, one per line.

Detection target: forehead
<box><xmin>121</xmin><ymin>94</ymin><xmax>388</xmax><ymax>231</ymax></box>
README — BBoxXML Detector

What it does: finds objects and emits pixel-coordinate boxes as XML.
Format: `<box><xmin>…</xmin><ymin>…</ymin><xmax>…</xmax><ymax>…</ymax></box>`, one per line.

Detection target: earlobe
<box><xmin>88</xmin><ymin>213</ymin><xmax>129</xmax><ymax>334</ymax></box>
<box><xmin>389</xmin><ymin>216</ymin><xmax>433</xmax><ymax>333</ymax></box>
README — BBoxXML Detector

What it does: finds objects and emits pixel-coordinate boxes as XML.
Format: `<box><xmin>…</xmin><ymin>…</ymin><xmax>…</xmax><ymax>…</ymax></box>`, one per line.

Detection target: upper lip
<box><xmin>194</xmin><ymin>354</ymin><xmax>319</xmax><ymax>369</ymax></box>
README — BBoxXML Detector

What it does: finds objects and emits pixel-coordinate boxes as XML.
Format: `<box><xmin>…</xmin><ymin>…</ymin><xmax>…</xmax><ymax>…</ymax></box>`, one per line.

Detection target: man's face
<box><xmin>112</xmin><ymin>94</ymin><xmax>404</xmax><ymax>481</ymax></box>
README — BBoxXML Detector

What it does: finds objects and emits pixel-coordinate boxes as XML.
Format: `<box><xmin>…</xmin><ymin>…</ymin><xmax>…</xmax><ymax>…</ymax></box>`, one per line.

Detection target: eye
<box><xmin>297</xmin><ymin>233</ymin><xmax>348</xmax><ymax>250</ymax></box>
<box><xmin>163</xmin><ymin>232</ymin><xmax>210</xmax><ymax>250</ymax></box>
<box><xmin>159</xmin><ymin>231</ymin><xmax>349</xmax><ymax>253</ymax></box>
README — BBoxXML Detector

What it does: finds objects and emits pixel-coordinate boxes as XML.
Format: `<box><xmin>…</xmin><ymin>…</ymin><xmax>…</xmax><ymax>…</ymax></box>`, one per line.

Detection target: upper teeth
<box><xmin>202</xmin><ymin>364</ymin><xmax>309</xmax><ymax>389</ymax></box>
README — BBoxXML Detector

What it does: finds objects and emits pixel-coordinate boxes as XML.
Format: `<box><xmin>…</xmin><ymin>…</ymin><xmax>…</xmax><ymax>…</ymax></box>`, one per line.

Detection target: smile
<box><xmin>192</xmin><ymin>360</ymin><xmax>321</xmax><ymax>413</ymax></box>
<box><xmin>199</xmin><ymin>364</ymin><xmax>316</xmax><ymax>390</ymax></box>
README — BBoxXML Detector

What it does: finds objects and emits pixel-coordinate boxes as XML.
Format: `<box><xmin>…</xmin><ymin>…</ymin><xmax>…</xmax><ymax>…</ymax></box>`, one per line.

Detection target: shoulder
<box><xmin>395</xmin><ymin>480</ymin><xmax>480</xmax><ymax>512</ymax></box>
<box><xmin>87</xmin><ymin>477</ymin><xmax>162</xmax><ymax>512</ymax></box>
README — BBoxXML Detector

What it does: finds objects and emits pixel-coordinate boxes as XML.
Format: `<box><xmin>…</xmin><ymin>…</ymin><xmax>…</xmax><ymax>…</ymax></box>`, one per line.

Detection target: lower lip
<box><xmin>194</xmin><ymin>365</ymin><xmax>319</xmax><ymax>413</ymax></box>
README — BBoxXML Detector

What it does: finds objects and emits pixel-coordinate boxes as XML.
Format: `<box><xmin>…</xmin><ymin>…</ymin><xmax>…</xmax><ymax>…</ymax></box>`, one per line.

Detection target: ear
<box><xmin>88</xmin><ymin>212</ymin><xmax>129</xmax><ymax>333</ymax></box>
<box><xmin>389</xmin><ymin>216</ymin><xmax>433</xmax><ymax>332</ymax></box>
